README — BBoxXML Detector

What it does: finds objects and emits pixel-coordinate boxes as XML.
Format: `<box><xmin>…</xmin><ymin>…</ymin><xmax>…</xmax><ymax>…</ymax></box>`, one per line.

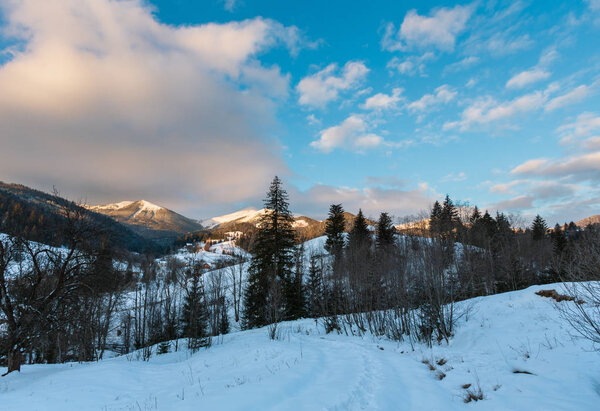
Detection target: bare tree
<box><xmin>227</xmin><ymin>257</ymin><xmax>246</xmax><ymax>323</ymax></box>
<box><xmin>557</xmin><ymin>228</ymin><xmax>600</xmax><ymax>346</ymax></box>
<box><xmin>0</xmin><ymin>200</ymin><xmax>103</xmax><ymax>375</ymax></box>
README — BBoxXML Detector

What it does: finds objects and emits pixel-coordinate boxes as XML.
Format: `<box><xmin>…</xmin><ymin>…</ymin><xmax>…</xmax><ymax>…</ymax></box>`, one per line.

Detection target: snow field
<box><xmin>2</xmin><ymin>283</ymin><xmax>599</xmax><ymax>410</ymax></box>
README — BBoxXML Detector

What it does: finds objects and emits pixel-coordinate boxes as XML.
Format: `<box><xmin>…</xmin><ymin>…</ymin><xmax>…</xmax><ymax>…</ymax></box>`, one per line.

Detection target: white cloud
<box><xmin>557</xmin><ymin>112</ymin><xmax>600</xmax><ymax>145</ymax></box>
<box><xmin>306</xmin><ymin>114</ymin><xmax>321</xmax><ymax>126</ymax></box>
<box><xmin>446</xmin><ymin>86</ymin><xmax>555</xmax><ymax>130</ymax></box>
<box><xmin>386</xmin><ymin>52</ymin><xmax>435</xmax><ymax>76</ymax></box>
<box><xmin>311</xmin><ymin>115</ymin><xmax>384</xmax><ymax>153</ymax></box>
<box><xmin>221</xmin><ymin>0</ymin><xmax>238</xmax><ymax>12</ymax></box>
<box><xmin>297</xmin><ymin>61</ymin><xmax>369</xmax><ymax>108</ymax></box>
<box><xmin>408</xmin><ymin>85</ymin><xmax>457</xmax><ymax>111</ymax></box>
<box><xmin>583</xmin><ymin>136</ymin><xmax>600</xmax><ymax>150</ymax></box>
<box><xmin>441</xmin><ymin>172</ymin><xmax>467</xmax><ymax>182</ymax></box>
<box><xmin>485</xmin><ymin>33</ymin><xmax>533</xmax><ymax>55</ymax></box>
<box><xmin>490</xmin><ymin>180</ymin><xmax>521</xmax><ymax>195</ymax></box>
<box><xmin>444</xmin><ymin>56</ymin><xmax>480</xmax><ymax>73</ymax></box>
<box><xmin>290</xmin><ymin>184</ymin><xmax>433</xmax><ymax>219</ymax></box>
<box><xmin>355</xmin><ymin>134</ymin><xmax>384</xmax><ymax>149</ymax></box>
<box><xmin>545</xmin><ymin>85</ymin><xmax>591</xmax><ymax>111</ymax></box>
<box><xmin>0</xmin><ymin>0</ymin><xmax>305</xmax><ymax>216</ymax></box>
<box><xmin>361</xmin><ymin>88</ymin><xmax>404</xmax><ymax>111</ymax></box>
<box><xmin>511</xmin><ymin>152</ymin><xmax>600</xmax><ymax>180</ymax></box>
<box><xmin>587</xmin><ymin>0</ymin><xmax>600</xmax><ymax>11</ymax></box>
<box><xmin>493</xmin><ymin>195</ymin><xmax>535</xmax><ymax>211</ymax></box>
<box><xmin>382</xmin><ymin>5</ymin><xmax>474</xmax><ymax>52</ymax></box>
<box><xmin>506</xmin><ymin>69</ymin><xmax>550</xmax><ymax>89</ymax></box>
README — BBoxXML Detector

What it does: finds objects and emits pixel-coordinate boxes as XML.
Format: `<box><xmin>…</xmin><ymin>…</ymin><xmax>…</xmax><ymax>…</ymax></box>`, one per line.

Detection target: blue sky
<box><xmin>1</xmin><ymin>0</ymin><xmax>599</xmax><ymax>224</ymax></box>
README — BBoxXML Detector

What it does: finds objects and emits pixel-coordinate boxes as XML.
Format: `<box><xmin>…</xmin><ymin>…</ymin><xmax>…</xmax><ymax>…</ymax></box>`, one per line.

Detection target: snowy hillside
<box><xmin>87</xmin><ymin>200</ymin><xmax>203</xmax><ymax>235</ymax></box>
<box><xmin>201</xmin><ymin>207</ymin><xmax>268</xmax><ymax>228</ymax></box>
<box><xmin>201</xmin><ymin>208</ymin><xmax>323</xmax><ymax>237</ymax></box>
<box><xmin>2</xmin><ymin>284</ymin><xmax>598</xmax><ymax>410</ymax></box>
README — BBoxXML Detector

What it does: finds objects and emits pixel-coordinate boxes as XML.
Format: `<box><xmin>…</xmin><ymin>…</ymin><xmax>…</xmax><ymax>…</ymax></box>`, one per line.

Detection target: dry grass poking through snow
<box><xmin>535</xmin><ymin>289</ymin><xmax>584</xmax><ymax>304</ymax></box>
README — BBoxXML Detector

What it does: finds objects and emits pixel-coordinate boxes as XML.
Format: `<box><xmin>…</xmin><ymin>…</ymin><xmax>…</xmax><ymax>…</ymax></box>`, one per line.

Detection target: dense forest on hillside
<box><xmin>0</xmin><ymin>182</ymin><xmax>164</xmax><ymax>254</ymax></box>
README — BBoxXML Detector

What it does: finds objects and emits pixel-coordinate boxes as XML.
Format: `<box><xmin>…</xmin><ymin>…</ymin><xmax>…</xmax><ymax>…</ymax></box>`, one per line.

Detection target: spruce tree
<box><xmin>219</xmin><ymin>303</ymin><xmax>230</xmax><ymax>335</ymax></box>
<box><xmin>496</xmin><ymin>212</ymin><xmax>512</xmax><ymax>236</ymax></box>
<box><xmin>324</xmin><ymin>204</ymin><xmax>346</xmax><ymax>255</ymax></box>
<box><xmin>550</xmin><ymin>224</ymin><xmax>567</xmax><ymax>255</ymax></box>
<box><xmin>181</xmin><ymin>272</ymin><xmax>209</xmax><ymax>351</ymax></box>
<box><xmin>531</xmin><ymin>215</ymin><xmax>548</xmax><ymax>241</ymax></box>
<box><xmin>242</xmin><ymin>176</ymin><xmax>298</xmax><ymax>328</ymax></box>
<box><xmin>348</xmin><ymin>209</ymin><xmax>370</xmax><ymax>250</ymax></box>
<box><xmin>469</xmin><ymin>206</ymin><xmax>481</xmax><ymax>224</ymax></box>
<box><xmin>376</xmin><ymin>212</ymin><xmax>396</xmax><ymax>249</ymax></box>
<box><xmin>429</xmin><ymin>201</ymin><xmax>442</xmax><ymax>234</ymax></box>
<box><xmin>440</xmin><ymin>194</ymin><xmax>459</xmax><ymax>235</ymax></box>
<box><xmin>480</xmin><ymin>210</ymin><xmax>497</xmax><ymax>239</ymax></box>
<box><xmin>306</xmin><ymin>255</ymin><xmax>323</xmax><ymax>318</ymax></box>
<box><xmin>285</xmin><ymin>243</ymin><xmax>306</xmax><ymax>320</ymax></box>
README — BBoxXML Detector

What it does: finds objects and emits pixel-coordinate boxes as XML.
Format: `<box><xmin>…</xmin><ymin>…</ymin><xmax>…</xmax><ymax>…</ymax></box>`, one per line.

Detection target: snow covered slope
<box><xmin>88</xmin><ymin>200</ymin><xmax>203</xmax><ymax>236</ymax></box>
<box><xmin>201</xmin><ymin>207</ymin><xmax>268</xmax><ymax>228</ymax></box>
<box><xmin>2</xmin><ymin>283</ymin><xmax>598</xmax><ymax>410</ymax></box>
<box><xmin>201</xmin><ymin>207</ymin><xmax>323</xmax><ymax>235</ymax></box>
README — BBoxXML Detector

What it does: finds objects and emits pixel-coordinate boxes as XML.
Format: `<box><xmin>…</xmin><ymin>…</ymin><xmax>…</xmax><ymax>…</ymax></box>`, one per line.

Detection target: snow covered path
<box><xmin>2</xmin><ymin>284</ymin><xmax>600</xmax><ymax>410</ymax></box>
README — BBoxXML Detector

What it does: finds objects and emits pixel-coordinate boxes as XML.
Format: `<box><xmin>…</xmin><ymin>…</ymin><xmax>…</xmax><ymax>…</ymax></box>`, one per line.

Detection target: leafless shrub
<box><xmin>464</xmin><ymin>385</ymin><xmax>484</xmax><ymax>403</ymax></box>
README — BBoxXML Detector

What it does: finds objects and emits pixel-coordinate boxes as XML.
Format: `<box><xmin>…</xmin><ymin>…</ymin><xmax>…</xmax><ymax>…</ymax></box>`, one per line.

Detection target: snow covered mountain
<box><xmin>88</xmin><ymin>200</ymin><xmax>203</xmax><ymax>237</ymax></box>
<box><xmin>203</xmin><ymin>207</ymin><xmax>323</xmax><ymax>232</ymax></box>
<box><xmin>201</xmin><ymin>207</ymin><xmax>269</xmax><ymax>229</ymax></box>
<box><xmin>576</xmin><ymin>214</ymin><xmax>600</xmax><ymax>227</ymax></box>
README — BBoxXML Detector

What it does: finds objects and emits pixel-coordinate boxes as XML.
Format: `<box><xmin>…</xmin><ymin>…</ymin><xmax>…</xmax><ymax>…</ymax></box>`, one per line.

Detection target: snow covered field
<box><xmin>2</xmin><ymin>284</ymin><xmax>599</xmax><ymax>410</ymax></box>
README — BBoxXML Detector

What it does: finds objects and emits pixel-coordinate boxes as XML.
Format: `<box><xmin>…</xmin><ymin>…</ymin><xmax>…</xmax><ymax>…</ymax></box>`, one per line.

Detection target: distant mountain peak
<box><xmin>576</xmin><ymin>214</ymin><xmax>600</xmax><ymax>227</ymax></box>
<box><xmin>87</xmin><ymin>199</ymin><xmax>201</xmax><ymax>236</ymax></box>
<box><xmin>201</xmin><ymin>207</ymin><xmax>268</xmax><ymax>228</ymax></box>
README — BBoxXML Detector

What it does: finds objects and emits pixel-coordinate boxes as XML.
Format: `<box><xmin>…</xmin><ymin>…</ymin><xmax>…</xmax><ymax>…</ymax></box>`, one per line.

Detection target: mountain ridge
<box><xmin>87</xmin><ymin>200</ymin><xmax>203</xmax><ymax>238</ymax></box>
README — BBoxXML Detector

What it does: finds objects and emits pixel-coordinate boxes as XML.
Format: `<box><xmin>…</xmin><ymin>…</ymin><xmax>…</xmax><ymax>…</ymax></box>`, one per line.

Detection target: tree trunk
<box><xmin>4</xmin><ymin>345</ymin><xmax>22</xmax><ymax>375</ymax></box>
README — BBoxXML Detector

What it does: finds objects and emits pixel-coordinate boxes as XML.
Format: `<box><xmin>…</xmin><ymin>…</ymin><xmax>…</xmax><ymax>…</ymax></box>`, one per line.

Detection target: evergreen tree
<box><xmin>429</xmin><ymin>201</ymin><xmax>442</xmax><ymax>234</ymax></box>
<box><xmin>347</xmin><ymin>209</ymin><xmax>370</xmax><ymax>250</ymax></box>
<box><xmin>157</xmin><ymin>341</ymin><xmax>170</xmax><ymax>355</ymax></box>
<box><xmin>531</xmin><ymin>214</ymin><xmax>548</xmax><ymax>241</ymax></box>
<box><xmin>324</xmin><ymin>204</ymin><xmax>346</xmax><ymax>255</ymax></box>
<box><xmin>219</xmin><ymin>303</ymin><xmax>230</xmax><ymax>335</ymax></box>
<box><xmin>376</xmin><ymin>212</ymin><xmax>396</xmax><ymax>249</ymax></box>
<box><xmin>480</xmin><ymin>210</ymin><xmax>497</xmax><ymax>238</ymax></box>
<box><xmin>181</xmin><ymin>272</ymin><xmax>209</xmax><ymax>351</ymax></box>
<box><xmin>306</xmin><ymin>255</ymin><xmax>323</xmax><ymax>318</ymax></box>
<box><xmin>242</xmin><ymin>176</ymin><xmax>298</xmax><ymax>328</ymax></box>
<box><xmin>469</xmin><ymin>206</ymin><xmax>481</xmax><ymax>224</ymax></box>
<box><xmin>550</xmin><ymin>224</ymin><xmax>567</xmax><ymax>255</ymax></box>
<box><xmin>285</xmin><ymin>243</ymin><xmax>306</xmax><ymax>320</ymax></box>
<box><xmin>440</xmin><ymin>194</ymin><xmax>459</xmax><ymax>235</ymax></box>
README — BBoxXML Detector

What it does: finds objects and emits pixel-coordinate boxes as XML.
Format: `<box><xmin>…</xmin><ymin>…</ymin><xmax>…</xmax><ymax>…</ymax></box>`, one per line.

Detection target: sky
<box><xmin>1</xmin><ymin>0</ymin><xmax>599</xmax><ymax>224</ymax></box>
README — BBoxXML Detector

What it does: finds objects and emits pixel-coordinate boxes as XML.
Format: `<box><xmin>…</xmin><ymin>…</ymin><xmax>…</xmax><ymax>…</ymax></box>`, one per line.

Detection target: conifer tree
<box><xmin>348</xmin><ymin>209</ymin><xmax>370</xmax><ymax>250</ymax></box>
<box><xmin>376</xmin><ymin>212</ymin><xmax>396</xmax><ymax>249</ymax></box>
<box><xmin>181</xmin><ymin>272</ymin><xmax>209</xmax><ymax>351</ymax></box>
<box><xmin>440</xmin><ymin>194</ymin><xmax>459</xmax><ymax>235</ymax></box>
<box><xmin>429</xmin><ymin>201</ymin><xmax>442</xmax><ymax>234</ymax></box>
<box><xmin>284</xmin><ymin>243</ymin><xmax>306</xmax><ymax>320</ymax></box>
<box><xmin>219</xmin><ymin>303</ymin><xmax>230</xmax><ymax>335</ymax></box>
<box><xmin>242</xmin><ymin>176</ymin><xmax>298</xmax><ymax>328</ymax></box>
<box><xmin>550</xmin><ymin>224</ymin><xmax>567</xmax><ymax>255</ymax></box>
<box><xmin>531</xmin><ymin>215</ymin><xmax>548</xmax><ymax>241</ymax></box>
<box><xmin>324</xmin><ymin>204</ymin><xmax>346</xmax><ymax>255</ymax></box>
<box><xmin>306</xmin><ymin>255</ymin><xmax>323</xmax><ymax>318</ymax></box>
<box><xmin>469</xmin><ymin>206</ymin><xmax>481</xmax><ymax>224</ymax></box>
<box><xmin>480</xmin><ymin>210</ymin><xmax>497</xmax><ymax>238</ymax></box>
<box><xmin>496</xmin><ymin>212</ymin><xmax>512</xmax><ymax>236</ymax></box>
